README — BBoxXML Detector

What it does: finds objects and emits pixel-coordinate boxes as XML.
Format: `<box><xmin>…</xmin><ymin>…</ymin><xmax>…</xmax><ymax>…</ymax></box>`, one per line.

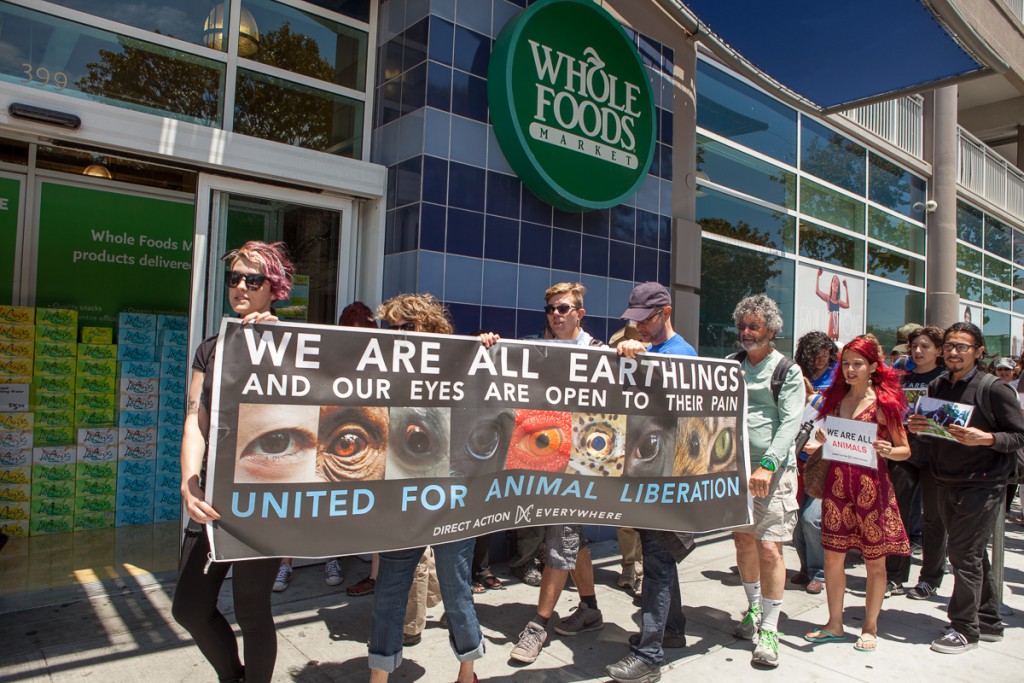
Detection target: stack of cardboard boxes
<box><xmin>156</xmin><ymin>316</ymin><xmax>187</xmax><ymax>524</ymax></box>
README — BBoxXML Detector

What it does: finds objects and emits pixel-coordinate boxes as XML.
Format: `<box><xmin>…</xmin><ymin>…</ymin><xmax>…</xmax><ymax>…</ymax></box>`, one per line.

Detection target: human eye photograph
<box><xmin>234</xmin><ymin>404</ymin><xmax>319</xmax><ymax>483</ymax></box>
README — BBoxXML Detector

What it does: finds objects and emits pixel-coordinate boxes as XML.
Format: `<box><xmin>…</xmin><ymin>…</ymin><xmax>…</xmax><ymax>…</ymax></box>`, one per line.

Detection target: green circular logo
<box><xmin>488</xmin><ymin>0</ymin><xmax>657</xmax><ymax>211</ymax></box>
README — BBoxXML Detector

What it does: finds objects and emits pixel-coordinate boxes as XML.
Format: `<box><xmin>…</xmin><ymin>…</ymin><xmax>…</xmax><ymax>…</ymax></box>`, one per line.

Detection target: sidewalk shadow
<box><xmin>700</xmin><ymin>569</ymin><xmax>742</xmax><ymax>587</ymax></box>
<box><xmin>289</xmin><ymin>657</ymin><xmax>423</xmax><ymax>682</ymax></box>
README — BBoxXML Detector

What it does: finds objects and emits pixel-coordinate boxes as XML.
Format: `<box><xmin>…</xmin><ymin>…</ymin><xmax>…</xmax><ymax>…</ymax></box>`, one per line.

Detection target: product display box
<box><xmin>75</xmin><ymin>376</ymin><xmax>116</xmax><ymax>394</ymax></box>
<box><xmin>118</xmin><ymin>312</ymin><xmax>157</xmax><ymax>331</ymax></box>
<box><xmin>157</xmin><ymin>425</ymin><xmax>184</xmax><ymax>444</ymax></box>
<box><xmin>156</xmin><ymin>441</ymin><xmax>180</xmax><ymax>460</ymax></box>
<box><xmin>75</xmin><ymin>393</ymin><xmax>117</xmax><ymax>411</ymax></box>
<box><xmin>35</xmin><ymin>308</ymin><xmax>77</xmax><ymax>328</ymax></box>
<box><xmin>75</xmin><ymin>494</ymin><xmax>116</xmax><ymax>514</ymax></box>
<box><xmin>32</xmin><ymin>392</ymin><xmax>74</xmax><ymax>411</ymax></box>
<box><xmin>120</xmin><ymin>427</ymin><xmax>157</xmax><ymax>444</ymax></box>
<box><xmin>155</xmin><ymin>489</ymin><xmax>181</xmax><ymax>507</ymax></box>
<box><xmin>159</xmin><ymin>377</ymin><xmax>187</xmax><ymax>397</ymax></box>
<box><xmin>159</xmin><ymin>345</ymin><xmax>187</xmax><ymax>365</ymax></box>
<box><xmin>153</xmin><ymin>504</ymin><xmax>181</xmax><ymax>524</ymax></box>
<box><xmin>31</xmin><ymin>497</ymin><xmax>74</xmax><ymax>517</ymax></box>
<box><xmin>75</xmin><ymin>511</ymin><xmax>116</xmax><ymax>531</ymax></box>
<box><xmin>0</xmin><ymin>500</ymin><xmax>30</xmax><ymax>520</ymax></box>
<box><xmin>118</xmin><ymin>361</ymin><xmax>160</xmax><ymax>379</ymax></box>
<box><xmin>79</xmin><ymin>477</ymin><xmax>117</xmax><ymax>496</ymax></box>
<box><xmin>0</xmin><ymin>324</ymin><xmax>34</xmax><ymax>342</ymax></box>
<box><xmin>156</xmin><ymin>457</ymin><xmax>181</xmax><ymax>476</ymax></box>
<box><xmin>120</xmin><ymin>393</ymin><xmax>157</xmax><ymax>412</ymax></box>
<box><xmin>156</xmin><ymin>315</ymin><xmax>188</xmax><ymax>332</ymax></box>
<box><xmin>119</xmin><ymin>410</ymin><xmax>157</xmax><ymax>428</ymax></box>
<box><xmin>1</xmin><ymin>466</ymin><xmax>32</xmax><ymax>484</ymax></box>
<box><xmin>0</xmin><ymin>482</ymin><xmax>30</xmax><ymax>502</ymax></box>
<box><xmin>30</xmin><ymin>480</ymin><xmax>72</xmax><ymax>499</ymax></box>
<box><xmin>34</xmin><ymin>341</ymin><xmax>76</xmax><ymax>359</ymax></box>
<box><xmin>34</xmin><ymin>409</ymin><xmax>74</xmax><ymax>428</ymax></box>
<box><xmin>78</xmin><ymin>344</ymin><xmax>117</xmax><ymax>361</ymax></box>
<box><xmin>33</xmin><ymin>427</ymin><xmax>74</xmax><ymax>446</ymax></box>
<box><xmin>75</xmin><ymin>409</ymin><xmax>116</xmax><ymax>427</ymax></box>
<box><xmin>36</xmin><ymin>325</ymin><xmax>76</xmax><ymax>343</ymax></box>
<box><xmin>78</xmin><ymin>427</ymin><xmax>118</xmax><ymax>447</ymax></box>
<box><xmin>0</xmin><ymin>429</ymin><xmax>33</xmax><ymax>451</ymax></box>
<box><xmin>77</xmin><ymin>359</ymin><xmax>117</xmax><ymax>378</ymax></box>
<box><xmin>76</xmin><ymin>461</ymin><xmax>117</xmax><ymax>480</ymax></box>
<box><xmin>31</xmin><ymin>463</ymin><xmax>73</xmax><ymax>482</ymax></box>
<box><xmin>31</xmin><ymin>515</ymin><xmax>74</xmax><ymax>535</ymax></box>
<box><xmin>0</xmin><ymin>412</ymin><xmax>32</xmax><ymax>430</ymax></box>
<box><xmin>32</xmin><ymin>445</ymin><xmax>76</xmax><ymax>466</ymax></box>
<box><xmin>155</xmin><ymin>473</ymin><xmax>180</xmax><ymax>492</ymax></box>
<box><xmin>0</xmin><ymin>449</ymin><xmax>30</xmax><ymax>467</ymax></box>
<box><xmin>159</xmin><ymin>361</ymin><xmax>186</xmax><ymax>379</ymax></box>
<box><xmin>34</xmin><ymin>375</ymin><xmax>75</xmax><ymax>394</ymax></box>
<box><xmin>117</xmin><ymin>459</ymin><xmax>155</xmax><ymax>478</ymax></box>
<box><xmin>118</xmin><ymin>442</ymin><xmax>157</xmax><ymax>461</ymax></box>
<box><xmin>76</xmin><ymin>444</ymin><xmax>118</xmax><ymax>463</ymax></box>
<box><xmin>81</xmin><ymin>327</ymin><xmax>114</xmax><ymax>345</ymax></box>
<box><xmin>0</xmin><ymin>519</ymin><xmax>30</xmax><ymax>537</ymax></box>
<box><xmin>116</xmin><ymin>490</ymin><xmax>154</xmax><ymax>509</ymax></box>
<box><xmin>0</xmin><ymin>306</ymin><xmax>34</xmax><ymax>325</ymax></box>
<box><xmin>121</xmin><ymin>377</ymin><xmax>159</xmax><ymax>396</ymax></box>
<box><xmin>115</xmin><ymin>507</ymin><xmax>153</xmax><ymax>527</ymax></box>
<box><xmin>158</xmin><ymin>393</ymin><xmax>183</xmax><ymax>414</ymax></box>
<box><xmin>117</xmin><ymin>344</ymin><xmax>156</xmax><ymax>362</ymax></box>
<box><xmin>116</xmin><ymin>474</ymin><xmax>155</xmax><ymax>494</ymax></box>
<box><xmin>34</xmin><ymin>359</ymin><xmax>75</xmax><ymax>377</ymax></box>
<box><xmin>120</xmin><ymin>329</ymin><xmax>157</xmax><ymax>347</ymax></box>
<box><xmin>2</xmin><ymin>358</ymin><xmax>34</xmax><ymax>377</ymax></box>
<box><xmin>0</xmin><ymin>375</ymin><xmax>30</xmax><ymax>385</ymax></box>
<box><xmin>160</xmin><ymin>330</ymin><xmax>188</xmax><ymax>348</ymax></box>
<box><xmin>0</xmin><ymin>340</ymin><xmax>33</xmax><ymax>358</ymax></box>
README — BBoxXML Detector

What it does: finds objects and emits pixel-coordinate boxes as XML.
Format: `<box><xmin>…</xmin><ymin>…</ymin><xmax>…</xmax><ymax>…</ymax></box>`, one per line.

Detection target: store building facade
<box><xmin>1</xmin><ymin>0</ymin><xmax>1022</xmax><ymax>599</ymax></box>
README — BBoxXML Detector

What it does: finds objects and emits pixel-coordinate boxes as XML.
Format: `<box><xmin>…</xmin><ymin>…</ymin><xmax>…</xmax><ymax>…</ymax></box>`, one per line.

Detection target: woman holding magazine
<box><xmin>886</xmin><ymin>326</ymin><xmax>948</xmax><ymax>599</ymax></box>
<box><xmin>803</xmin><ymin>335</ymin><xmax>910</xmax><ymax>653</ymax></box>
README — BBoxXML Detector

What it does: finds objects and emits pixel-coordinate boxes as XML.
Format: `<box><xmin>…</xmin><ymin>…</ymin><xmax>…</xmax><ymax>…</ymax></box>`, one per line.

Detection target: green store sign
<box><xmin>488</xmin><ymin>0</ymin><xmax>657</xmax><ymax>211</ymax></box>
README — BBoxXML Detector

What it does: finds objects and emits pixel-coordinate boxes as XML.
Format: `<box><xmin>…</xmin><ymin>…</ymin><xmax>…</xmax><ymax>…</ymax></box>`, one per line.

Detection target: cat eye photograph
<box><xmin>673</xmin><ymin>416</ymin><xmax>738</xmax><ymax>476</ymax></box>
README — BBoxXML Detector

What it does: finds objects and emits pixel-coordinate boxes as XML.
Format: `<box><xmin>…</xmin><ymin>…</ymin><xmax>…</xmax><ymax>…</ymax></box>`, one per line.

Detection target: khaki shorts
<box><xmin>734</xmin><ymin>465</ymin><xmax>798</xmax><ymax>542</ymax></box>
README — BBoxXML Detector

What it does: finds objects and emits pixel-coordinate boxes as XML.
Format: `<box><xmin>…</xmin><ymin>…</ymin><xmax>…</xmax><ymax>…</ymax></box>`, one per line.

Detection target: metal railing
<box><xmin>839</xmin><ymin>94</ymin><xmax>924</xmax><ymax>159</ymax></box>
<box><xmin>1005</xmin><ymin>0</ymin><xmax>1024</xmax><ymax>25</ymax></box>
<box><xmin>958</xmin><ymin>125</ymin><xmax>1024</xmax><ymax>221</ymax></box>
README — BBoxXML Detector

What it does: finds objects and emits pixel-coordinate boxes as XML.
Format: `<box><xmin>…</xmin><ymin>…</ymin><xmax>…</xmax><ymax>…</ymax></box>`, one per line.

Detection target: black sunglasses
<box><xmin>225</xmin><ymin>271</ymin><xmax>268</xmax><ymax>291</ymax></box>
<box><xmin>544</xmin><ymin>304</ymin><xmax>577</xmax><ymax>315</ymax></box>
<box><xmin>389</xmin><ymin>322</ymin><xmax>417</xmax><ymax>331</ymax></box>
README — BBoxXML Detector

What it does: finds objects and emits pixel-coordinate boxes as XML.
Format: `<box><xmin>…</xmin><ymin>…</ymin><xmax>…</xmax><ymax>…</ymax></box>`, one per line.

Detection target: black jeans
<box><xmin>886</xmin><ymin>460</ymin><xmax>947</xmax><ymax>586</ymax></box>
<box><xmin>171</xmin><ymin>527</ymin><xmax>281</xmax><ymax>683</ymax></box>
<box><xmin>935</xmin><ymin>485</ymin><xmax>1004</xmax><ymax>642</ymax></box>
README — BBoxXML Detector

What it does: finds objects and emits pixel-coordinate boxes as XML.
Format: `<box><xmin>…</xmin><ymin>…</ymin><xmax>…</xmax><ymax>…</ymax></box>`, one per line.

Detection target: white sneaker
<box><xmin>272</xmin><ymin>564</ymin><xmax>292</xmax><ymax>592</ymax></box>
<box><xmin>325</xmin><ymin>559</ymin><xmax>344</xmax><ymax>586</ymax></box>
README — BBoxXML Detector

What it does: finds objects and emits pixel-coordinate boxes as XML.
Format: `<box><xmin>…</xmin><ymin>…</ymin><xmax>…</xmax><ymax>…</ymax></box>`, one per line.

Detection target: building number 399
<box><xmin>21</xmin><ymin>63</ymin><xmax>69</xmax><ymax>90</ymax></box>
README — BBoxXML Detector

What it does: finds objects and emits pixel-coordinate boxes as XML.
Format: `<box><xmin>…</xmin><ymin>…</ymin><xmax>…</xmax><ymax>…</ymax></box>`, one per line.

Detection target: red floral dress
<box><xmin>821</xmin><ymin>402</ymin><xmax>910</xmax><ymax>560</ymax></box>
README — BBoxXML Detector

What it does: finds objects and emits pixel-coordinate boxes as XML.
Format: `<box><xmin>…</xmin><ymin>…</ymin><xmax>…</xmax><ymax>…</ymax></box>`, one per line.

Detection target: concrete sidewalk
<box><xmin>1</xmin><ymin>517</ymin><xmax>1023</xmax><ymax>682</ymax></box>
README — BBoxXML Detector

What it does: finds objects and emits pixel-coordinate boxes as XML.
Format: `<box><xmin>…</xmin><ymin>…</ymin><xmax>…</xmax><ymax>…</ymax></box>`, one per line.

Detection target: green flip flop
<box><xmin>804</xmin><ymin>628</ymin><xmax>846</xmax><ymax>643</ymax></box>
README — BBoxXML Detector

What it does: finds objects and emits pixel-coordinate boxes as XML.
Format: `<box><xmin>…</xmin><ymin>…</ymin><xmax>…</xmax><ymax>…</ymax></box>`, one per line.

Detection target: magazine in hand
<box><xmin>913</xmin><ymin>396</ymin><xmax>974</xmax><ymax>440</ymax></box>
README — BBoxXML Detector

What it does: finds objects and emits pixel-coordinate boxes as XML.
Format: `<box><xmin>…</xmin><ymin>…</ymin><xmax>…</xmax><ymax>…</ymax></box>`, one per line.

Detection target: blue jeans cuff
<box><xmin>452</xmin><ymin>634</ymin><xmax>486</xmax><ymax>662</ymax></box>
<box><xmin>368</xmin><ymin>651</ymin><xmax>402</xmax><ymax>673</ymax></box>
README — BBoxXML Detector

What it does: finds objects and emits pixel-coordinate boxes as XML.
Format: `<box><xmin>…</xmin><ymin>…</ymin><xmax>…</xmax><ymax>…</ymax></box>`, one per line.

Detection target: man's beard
<box><xmin>739</xmin><ymin>338</ymin><xmax>769</xmax><ymax>351</ymax></box>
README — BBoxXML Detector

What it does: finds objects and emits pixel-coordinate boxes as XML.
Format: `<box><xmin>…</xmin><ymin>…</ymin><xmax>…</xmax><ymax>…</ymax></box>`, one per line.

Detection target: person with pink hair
<box><xmin>803</xmin><ymin>336</ymin><xmax>910</xmax><ymax>653</ymax></box>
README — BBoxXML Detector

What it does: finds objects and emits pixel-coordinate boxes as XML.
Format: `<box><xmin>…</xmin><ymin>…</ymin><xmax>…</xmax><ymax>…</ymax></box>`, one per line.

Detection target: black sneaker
<box><xmin>605</xmin><ymin>654</ymin><xmax>661</xmax><ymax>683</ymax></box>
<box><xmin>930</xmin><ymin>628</ymin><xmax>977</xmax><ymax>654</ymax></box>
<box><xmin>979</xmin><ymin>626</ymin><xmax>1004</xmax><ymax>642</ymax></box>
<box><xmin>906</xmin><ymin>581</ymin><xmax>936</xmax><ymax>600</ymax></box>
<box><xmin>629</xmin><ymin>632</ymin><xmax>687</xmax><ymax>649</ymax></box>
<box><xmin>554</xmin><ymin>604</ymin><xmax>603</xmax><ymax>636</ymax></box>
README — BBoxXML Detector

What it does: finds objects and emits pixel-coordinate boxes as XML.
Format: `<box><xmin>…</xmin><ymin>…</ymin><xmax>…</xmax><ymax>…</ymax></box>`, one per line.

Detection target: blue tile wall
<box><xmin>377</xmin><ymin>0</ymin><xmax>675</xmax><ymax>338</ymax></box>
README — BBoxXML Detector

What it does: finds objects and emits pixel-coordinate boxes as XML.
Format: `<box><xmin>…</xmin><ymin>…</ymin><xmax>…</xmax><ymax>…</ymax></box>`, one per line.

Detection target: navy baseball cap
<box><xmin>621</xmin><ymin>282</ymin><xmax>671</xmax><ymax>321</ymax></box>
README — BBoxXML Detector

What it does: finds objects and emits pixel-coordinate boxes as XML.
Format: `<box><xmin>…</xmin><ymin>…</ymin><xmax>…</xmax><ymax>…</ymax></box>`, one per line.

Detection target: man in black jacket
<box><xmin>907</xmin><ymin>322</ymin><xmax>1024</xmax><ymax>654</ymax></box>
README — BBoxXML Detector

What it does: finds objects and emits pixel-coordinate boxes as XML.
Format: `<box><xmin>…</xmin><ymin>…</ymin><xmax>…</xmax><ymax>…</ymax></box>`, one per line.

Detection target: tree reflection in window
<box><xmin>800</xmin><ymin>119</ymin><xmax>866</xmax><ymax>196</ymax></box>
<box><xmin>799</xmin><ymin>220</ymin><xmax>863</xmax><ymax>270</ymax></box>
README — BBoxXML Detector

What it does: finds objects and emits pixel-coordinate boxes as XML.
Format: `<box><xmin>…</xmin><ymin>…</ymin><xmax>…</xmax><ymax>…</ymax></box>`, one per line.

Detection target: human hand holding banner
<box><xmin>204</xmin><ymin>319</ymin><xmax>752</xmax><ymax>560</ymax></box>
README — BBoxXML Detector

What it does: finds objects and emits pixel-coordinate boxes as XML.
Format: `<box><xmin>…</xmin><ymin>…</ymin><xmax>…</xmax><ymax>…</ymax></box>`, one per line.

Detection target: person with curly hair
<box><xmin>172</xmin><ymin>241</ymin><xmax>294</xmax><ymax>683</ymax></box>
<box><xmin>804</xmin><ymin>336</ymin><xmax>910</xmax><ymax>653</ymax></box>
<box><xmin>795</xmin><ymin>331</ymin><xmax>838</xmax><ymax>393</ymax></box>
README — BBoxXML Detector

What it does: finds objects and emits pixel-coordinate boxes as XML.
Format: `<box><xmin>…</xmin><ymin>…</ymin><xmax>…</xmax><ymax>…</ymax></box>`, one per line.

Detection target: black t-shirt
<box><xmin>192</xmin><ymin>334</ymin><xmax>218</xmax><ymax>412</ymax></box>
<box><xmin>901</xmin><ymin>366</ymin><xmax>946</xmax><ymax>465</ymax></box>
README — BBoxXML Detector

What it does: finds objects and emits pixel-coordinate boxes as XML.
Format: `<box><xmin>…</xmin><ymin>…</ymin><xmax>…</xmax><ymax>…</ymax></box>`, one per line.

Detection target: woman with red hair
<box><xmin>803</xmin><ymin>336</ymin><xmax>910</xmax><ymax>653</ymax></box>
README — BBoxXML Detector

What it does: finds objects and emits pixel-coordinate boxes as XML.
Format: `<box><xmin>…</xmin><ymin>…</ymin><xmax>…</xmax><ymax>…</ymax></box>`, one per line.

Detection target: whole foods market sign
<box><xmin>488</xmin><ymin>0</ymin><xmax>656</xmax><ymax>211</ymax></box>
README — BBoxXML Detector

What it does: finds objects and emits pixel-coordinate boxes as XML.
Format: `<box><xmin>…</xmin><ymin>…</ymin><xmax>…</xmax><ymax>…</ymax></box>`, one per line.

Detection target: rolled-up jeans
<box><xmin>369</xmin><ymin>538</ymin><xmax>484</xmax><ymax>672</ymax></box>
<box><xmin>631</xmin><ymin>530</ymin><xmax>687</xmax><ymax>666</ymax></box>
<box><xmin>792</xmin><ymin>494</ymin><xmax>824</xmax><ymax>582</ymax></box>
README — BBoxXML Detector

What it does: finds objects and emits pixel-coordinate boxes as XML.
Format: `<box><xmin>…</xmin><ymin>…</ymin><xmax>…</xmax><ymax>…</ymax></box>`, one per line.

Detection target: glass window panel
<box><xmin>957</xmin><ymin>200</ymin><xmax>983</xmax><ymax>246</ymax></box>
<box><xmin>985</xmin><ymin>282</ymin><xmax>1011</xmax><ymax>310</ymax></box>
<box><xmin>1014</xmin><ymin>290</ymin><xmax>1024</xmax><ymax>315</ymax></box>
<box><xmin>1015</xmin><ymin>229</ymin><xmax>1024</xmax><ymax>266</ymax></box>
<box><xmin>234</xmin><ymin>68</ymin><xmax>363</xmax><ymax>157</ymax></box>
<box><xmin>958</xmin><ymin>273</ymin><xmax>982</xmax><ymax>303</ymax></box>
<box><xmin>867</xmin><ymin>245</ymin><xmax>924</xmax><ymax>287</ymax></box>
<box><xmin>798</xmin><ymin>219</ymin><xmax>864</xmax><ymax>271</ymax></box>
<box><xmin>696</xmin><ymin>60</ymin><xmax>797</xmax><ymax>166</ymax></box>
<box><xmin>42</xmin><ymin>1</ymin><xmax>222</xmax><ymax>49</ymax></box>
<box><xmin>36</xmin><ymin>146</ymin><xmax>197</xmax><ymax>193</ymax></box>
<box><xmin>1016</xmin><ymin>268</ymin><xmax>1024</xmax><ymax>291</ymax></box>
<box><xmin>868</xmin><ymin>207</ymin><xmax>924</xmax><ymax>254</ymax></box>
<box><xmin>0</xmin><ymin>4</ymin><xmax>223</xmax><ymax>126</ymax></box>
<box><xmin>800</xmin><ymin>118</ymin><xmax>866</xmax><ymax>195</ymax></box>
<box><xmin>696</xmin><ymin>186</ymin><xmax>795</xmax><ymax>253</ymax></box>
<box><xmin>700</xmin><ymin>239</ymin><xmax>795</xmax><ymax>358</ymax></box>
<box><xmin>982</xmin><ymin>309</ymin><xmax>1011</xmax><ymax>357</ymax></box>
<box><xmin>985</xmin><ymin>216</ymin><xmax>1012</xmax><ymax>260</ymax></box>
<box><xmin>243</xmin><ymin>0</ymin><xmax>367</xmax><ymax>90</ymax></box>
<box><xmin>957</xmin><ymin>244</ymin><xmax>982</xmax><ymax>274</ymax></box>
<box><xmin>868</xmin><ymin>153</ymin><xmax>926</xmax><ymax>219</ymax></box>
<box><xmin>800</xmin><ymin>179</ymin><xmax>865</xmax><ymax>233</ymax></box>
<box><xmin>866</xmin><ymin>280</ymin><xmax>924</xmax><ymax>354</ymax></box>
<box><xmin>696</xmin><ymin>135</ymin><xmax>795</xmax><ymax>208</ymax></box>
<box><xmin>985</xmin><ymin>255</ymin><xmax>1012</xmax><ymax>286</ymax></box>
<box><xmin>305</xmin><ymin>1</ymin><xmax>371</xmax><ymax>23</ymax></box>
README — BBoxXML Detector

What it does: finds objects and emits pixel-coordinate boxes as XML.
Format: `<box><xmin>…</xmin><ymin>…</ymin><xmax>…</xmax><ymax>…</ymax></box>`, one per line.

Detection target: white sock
<box><xmin>761</xmin><ymin>598</ymin><xmax>783</xmax><ymax>632</ymax></box>
<box><xmin>742</xmin><ymin>581</ymin><xmax>761</xmax><ymax>610</ymax></box>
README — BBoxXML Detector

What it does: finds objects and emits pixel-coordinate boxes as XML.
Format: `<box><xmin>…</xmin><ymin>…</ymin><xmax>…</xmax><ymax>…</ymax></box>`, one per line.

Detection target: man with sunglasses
<box><xmin>510</xmin><ymin>282</ymin><xmax>605</xmax><ymax>664</ymax></box>
<box><xmin>605</xmin><ymin>282</ymin><xmax>696</xmax><ymax>683</ymax></box>
<box><xmin>907</xmin><ymin>322</ymin><xmax>1024</xmax><ymax>654</ymax></box>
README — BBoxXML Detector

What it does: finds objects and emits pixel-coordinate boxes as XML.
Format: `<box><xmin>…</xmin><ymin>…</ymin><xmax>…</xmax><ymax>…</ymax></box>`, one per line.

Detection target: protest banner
<box><xmin>205</xmin><ymin>319</ymin><xmax>752</xmax><ymax>560</ymax></box>
<box><xmin>822</xmin><ymin>415</ymin><xmax>878</xmax><ymax>469</ymax></box>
